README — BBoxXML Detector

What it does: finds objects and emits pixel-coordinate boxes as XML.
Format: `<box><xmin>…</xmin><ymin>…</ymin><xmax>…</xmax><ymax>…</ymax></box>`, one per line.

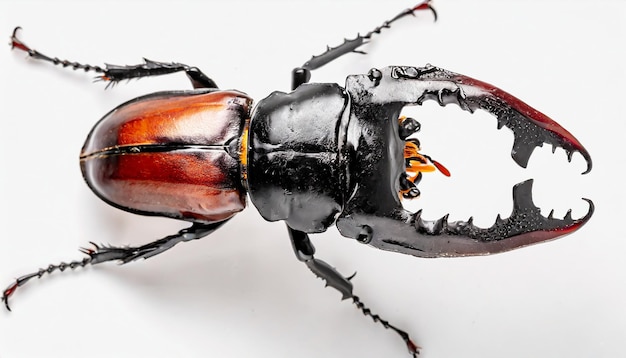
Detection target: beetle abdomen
<box><xmin>81</xmin><ymin>90</ymin><xmax>252</xmax><ymax>223</ymax></box>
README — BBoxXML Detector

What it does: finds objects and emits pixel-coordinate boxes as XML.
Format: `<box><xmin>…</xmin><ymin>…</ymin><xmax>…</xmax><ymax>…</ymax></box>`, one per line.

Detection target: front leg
<box><xmin>286</xmin><ymin>225</ymin><xmax>420</xmax><ymax>357</ymax></box>
<box><xmin>291</xmin><ymin>1</ymin><xmax>437</xmax><ymax>90</ymax></box>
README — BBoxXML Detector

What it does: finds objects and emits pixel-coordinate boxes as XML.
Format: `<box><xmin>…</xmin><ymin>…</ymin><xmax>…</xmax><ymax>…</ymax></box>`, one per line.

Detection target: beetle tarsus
<box><xmin>412</xmin><ymin>0</ymin><xmax>438</xmax><ymax>22</ymax></box>
<box><xmin>1</xmin><ymin>257</ymin><xmax>92</xmax><ymax>311</ymax></box>
<box><xmin>10</xmin><ymin>26</ymin><xmax>105</xmax><ymax>74</ymax></box>
<box><xmin>2</xmin><ymin>282</ymin><xmax>18</xmax><ymax>311</ymax></box>
<box><xmin>352</xmin><ymin>295</ymin><xmax>420</xmax><ymax>357</ymax></box>
<box><xmin>362</xmin><ymin>0</ymin><xmax>436</xmax><ymax>40</ymax></box>
<box><xmin>10</xmin><ymin>26</ymin><xmax>26</xmax><ymax>51</ymax></box>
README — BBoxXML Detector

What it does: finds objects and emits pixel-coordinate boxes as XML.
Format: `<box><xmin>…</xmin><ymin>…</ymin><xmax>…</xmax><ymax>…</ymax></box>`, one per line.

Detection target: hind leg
<box><xmin>11</xmin><ymin>27</ymin><xmax>218</xmax><ymax>89</ymax></box>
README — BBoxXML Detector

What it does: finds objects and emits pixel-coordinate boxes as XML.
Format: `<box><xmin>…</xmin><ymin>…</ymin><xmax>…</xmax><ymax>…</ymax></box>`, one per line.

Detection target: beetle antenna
<box><xmin>352</xmin><ymin>295</ymin><xmax>420</xmax><ymax>357</ymax></box>
<box><xmin>1</xmin><ymin>256</ymin><xmax>92</xmax><ymax>311</ymax></box>
<box><xmin>10</xmin><ymin>27</ymin><xmax>106</xmax><ymax>74</ymax></box>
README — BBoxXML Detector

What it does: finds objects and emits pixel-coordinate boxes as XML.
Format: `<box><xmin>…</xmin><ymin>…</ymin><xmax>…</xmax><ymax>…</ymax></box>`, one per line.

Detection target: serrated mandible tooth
<box><xmin>456</xmin><ymin>86</ymin><xmax>467</xmax><ymax>99</ymax></box>
<box><xmin>512</xmin><ymin>179</ymin><xmax>538</xmax><ymax>211</ymax></box>
<box><xmin>548</xmin><ymin>209</ymin><xmax>555</xmax><ymax>219</ymax></box>
<box><xmin>497</xmin><ymin>117</ymin><xmax>506</xmax><ymax>130</ymax></box>
<box><xmin>567</xmin><ymin>150</ymin><xmax>574</xmax><ymax>162</ymax></box>
<box><xmin>437</xmin><ymin>89</ymin><xmax>445</xmax><ymax>106</ymax></box>
<box><xmin>458</xmin><ymin>98</ymin><xmax>470</xmax><ymax>112</ymax></box>
<box><xmin>433</xmin><ymin>214</ymin><xmax>449</xmax><ymax>233</ymax></box>
<box><xmin>564</xmin><ymin>209</ymin><xmax>573</xmax><ymax>221</ymax></box>
<box><xmin>413</xmin><ymin>210</ymin><xmax>423</xmax><ymax>229</ymax></box>
<box><xmin>511</xmin><ymin>137</ymin><xmax>536</xmax><ymax>168</ymax></box>
<box><xmin>416</xmin><ymin>94</ymin><xmax>426</xmax><ymax>105</ymax></box>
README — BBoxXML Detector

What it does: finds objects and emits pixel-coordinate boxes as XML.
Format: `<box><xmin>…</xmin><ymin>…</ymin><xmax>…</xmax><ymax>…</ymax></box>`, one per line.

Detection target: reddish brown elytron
<box><xmin>80</xmin><ymin>90</ymin><xmax>252</xmax><ymax>222</ymax></box>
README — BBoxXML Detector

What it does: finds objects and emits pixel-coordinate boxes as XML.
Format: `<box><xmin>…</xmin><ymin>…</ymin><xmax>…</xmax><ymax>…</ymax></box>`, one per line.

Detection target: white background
<box><xmin>1</xmin><ymin>1</ymin><xmax>624</xmax><ymax>357</ymax></box>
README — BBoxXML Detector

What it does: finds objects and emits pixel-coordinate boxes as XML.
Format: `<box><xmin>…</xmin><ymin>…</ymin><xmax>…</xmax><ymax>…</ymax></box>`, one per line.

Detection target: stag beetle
<box><xmin>3</xmin><ymin>1</ymin><xmax>593</xmax><ymax>356</ymax></box>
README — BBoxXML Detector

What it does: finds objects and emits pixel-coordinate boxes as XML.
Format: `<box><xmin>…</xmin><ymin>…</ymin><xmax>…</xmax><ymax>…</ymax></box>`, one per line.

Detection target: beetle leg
<box><xmin>292</xmin><ymin>0</ymin><xmax>436</xmax><ymax>89</ymax></box>
<box><xmin>99</xmin><ymin>60</ymin><xmax>218</xmax><ymax>89</ymax></box>
<box><xmin>287</xmin><ymin>226</ymin><xmax>420</xmax><ymax>357</ymax></box>
<box><xmin>1</xmin><ymin>221</ymin><xmax>226</xmax><ymax>310</ymax></box>
<box><xmin>9</xmin><ymin>27</ymin><xmax>217</xmax><ymax>89</ymax></box>
<box><xmin>84</xmin><ymin>221</ymin><xmax>227</xmax><ymax>264</ymax></box>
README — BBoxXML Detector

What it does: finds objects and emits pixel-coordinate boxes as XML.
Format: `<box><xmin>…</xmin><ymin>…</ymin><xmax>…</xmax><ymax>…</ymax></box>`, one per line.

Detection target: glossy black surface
<box><xmin>247</xmin><ymin>83</ymin><xmax>349</xmax><ymax>233</ymax></box>
<box><xmin>335</xmin><ymin>66</ymin><xmax>593</xmax><ymax>257</ymax></box>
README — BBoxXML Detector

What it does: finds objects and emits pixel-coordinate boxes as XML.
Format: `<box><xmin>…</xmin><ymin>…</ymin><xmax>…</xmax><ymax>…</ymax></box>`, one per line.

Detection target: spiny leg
<box><xmin>287</xmin><ymin>225</ymin><xmax>420</xmax><ymax>357</ymax></box>
<box><xmin>291</xmin><ymin>0</ymin><xmax>437</xmax><ymax>90</ymax></box>
<box><xmin>10</xmin><ymin>27</ymin><xmax>218</xmax><ymax>89</ymax></box>
<box><xmin>2</xmin><ymin>221</ymin><xmax>226</xmax><ymax>311</ymax></box>
<box><xmin>101</xmin><ymin>61</ymin><xmax>218</xmax><ymax>89</ymax></box>
<box><xmin>85</xmin><ymin>221</ymin><xmax>227</xmax><ymax>264</ymax></box>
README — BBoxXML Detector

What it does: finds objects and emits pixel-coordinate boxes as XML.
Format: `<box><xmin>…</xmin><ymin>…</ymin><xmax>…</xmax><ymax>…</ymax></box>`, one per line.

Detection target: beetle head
<box><xmin>336</xmin><ymin>65</ymin><xmax>593</xmax><ymax>257</ymax></box>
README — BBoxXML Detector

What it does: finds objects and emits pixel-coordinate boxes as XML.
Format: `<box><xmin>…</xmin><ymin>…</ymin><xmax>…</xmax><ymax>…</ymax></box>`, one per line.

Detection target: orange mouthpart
<box><xmin>400</xmin><ymin>138</ymin><xmax>450</xmax><ymax>198</ymax></box>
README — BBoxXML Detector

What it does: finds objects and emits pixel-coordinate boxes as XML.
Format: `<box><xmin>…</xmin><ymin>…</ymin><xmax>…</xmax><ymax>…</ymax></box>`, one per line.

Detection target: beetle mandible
<box><xmin>3</xmin><ymin>1</ymin><xmax>594</xmax><ymax>356</ymax></box>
